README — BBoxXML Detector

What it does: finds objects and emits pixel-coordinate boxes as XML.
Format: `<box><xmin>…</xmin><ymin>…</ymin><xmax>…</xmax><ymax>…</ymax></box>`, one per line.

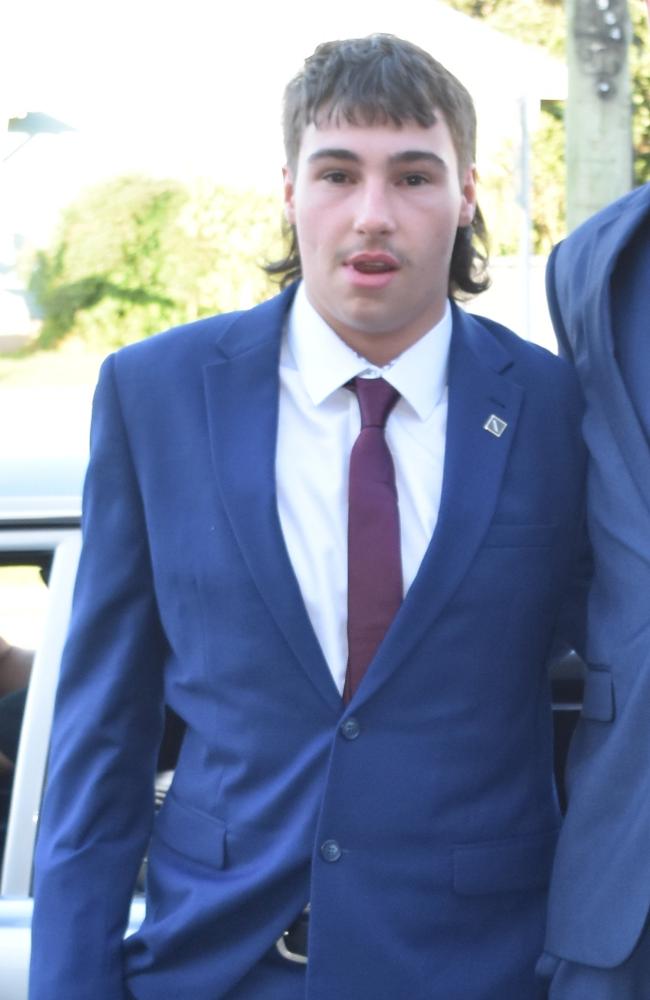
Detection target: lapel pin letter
<box><xmin>483</xmin><ymin>414</ymin><xmax>508</xmax><ymax>438</ymax></box>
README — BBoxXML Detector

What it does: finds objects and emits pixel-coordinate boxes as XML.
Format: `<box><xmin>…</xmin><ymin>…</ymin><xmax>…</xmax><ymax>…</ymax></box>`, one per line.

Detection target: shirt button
<box><xmin>320</xmin><ymin>839</ymin><xmax>342</xmax><ymax>863</ymax></box>
<box><xmin>340</xmin><ymin>717</ymin><xmax>361</xmax><ymax>740</ymax></box>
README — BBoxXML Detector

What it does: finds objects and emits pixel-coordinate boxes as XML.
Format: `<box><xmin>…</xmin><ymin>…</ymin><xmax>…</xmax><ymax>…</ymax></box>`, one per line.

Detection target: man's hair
<box><xmin>266</xmin><ymin>33</ymin><xmax>490</xmax><ymax>298</ymax></box>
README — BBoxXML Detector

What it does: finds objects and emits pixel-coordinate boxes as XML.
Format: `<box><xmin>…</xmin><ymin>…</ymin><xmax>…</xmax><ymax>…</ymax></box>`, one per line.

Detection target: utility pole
<box><xmin>565</xmin><ymin>0</ymin><xmax>633</xmax><ymax>230</ymax></box>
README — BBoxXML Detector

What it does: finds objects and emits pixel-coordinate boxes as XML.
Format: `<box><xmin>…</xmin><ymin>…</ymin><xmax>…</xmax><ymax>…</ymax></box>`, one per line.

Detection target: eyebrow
<box><xmin>307</xmin><ymin>148</ymin><xmax>448</xmax><ymax>170</ymax></box>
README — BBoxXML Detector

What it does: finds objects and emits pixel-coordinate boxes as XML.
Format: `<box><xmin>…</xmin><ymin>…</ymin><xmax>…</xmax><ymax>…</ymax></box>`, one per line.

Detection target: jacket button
<box><xmin>340</xmin><ymin>717</ymin><xmax>361</xmax><ymax>740</ymax></box>
<box><xmin>320</xmin><ymin>839</ymin><xmax>342</xmax><ymax>863</ymax></box>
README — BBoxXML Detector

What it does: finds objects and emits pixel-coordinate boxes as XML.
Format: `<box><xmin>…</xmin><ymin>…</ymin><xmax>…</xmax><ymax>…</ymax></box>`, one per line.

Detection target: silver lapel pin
<box><xmin>483</xmin><ymin>414</ymin><xmax>508</xmax><ymax>438</ymax></box>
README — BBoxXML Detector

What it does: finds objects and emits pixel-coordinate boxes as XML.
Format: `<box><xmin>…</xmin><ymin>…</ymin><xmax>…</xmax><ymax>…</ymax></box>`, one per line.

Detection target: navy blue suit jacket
<box><xmin>30</xmin><ymin>286</ymin><xmax>586</xmax><ymax>999</ymax></box>
<box><xmin>545</xmin><ymin>184</ymin><xmax>650</xmax><ymax>970</ymax></box>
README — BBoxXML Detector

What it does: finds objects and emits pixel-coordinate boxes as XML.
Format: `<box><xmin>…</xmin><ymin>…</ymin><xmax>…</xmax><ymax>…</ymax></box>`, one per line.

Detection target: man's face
<box><xmin>283</xmin><ymin>112</ymin><xmax>476</xmax><ymax>364</ymax></box>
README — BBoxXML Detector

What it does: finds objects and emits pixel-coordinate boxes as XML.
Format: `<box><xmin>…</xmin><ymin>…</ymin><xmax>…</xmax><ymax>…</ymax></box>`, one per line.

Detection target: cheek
<box><xmin>294</xmin><ymin>214</ymin><xmax>317</xmax><ymax>255</ymax></box>
<box><xmin>417</xmin><ymin>215</ymin><xmax>458</xmax><ymax>254</ymax></box>
<box><xmin>433</xmin><ymin>202</ymin><xmax>465</xmax><ymax>245</ymax></box>
<box><xmin>294</xmin><ymin>218</ymin><xmax>326</xmax><ymax>278</ymax></box>
<box><xmin>295</xmin><ymin>203</ymin><xmax>335</xmax><ymax>256</ymax></box>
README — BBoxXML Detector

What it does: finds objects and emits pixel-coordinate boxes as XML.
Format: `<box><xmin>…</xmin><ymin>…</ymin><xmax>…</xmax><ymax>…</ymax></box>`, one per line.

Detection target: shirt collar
<box><xmin>284</xmin><ymin>281</ymin><xmax>452</xmax><ymax>420</ymax></box>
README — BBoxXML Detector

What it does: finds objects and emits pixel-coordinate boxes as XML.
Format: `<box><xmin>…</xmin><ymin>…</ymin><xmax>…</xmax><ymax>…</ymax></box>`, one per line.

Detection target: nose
<box><xmin>353</xmin><ymin>181</ymin><xmax>396</xmax><ymax>237</ymax></box>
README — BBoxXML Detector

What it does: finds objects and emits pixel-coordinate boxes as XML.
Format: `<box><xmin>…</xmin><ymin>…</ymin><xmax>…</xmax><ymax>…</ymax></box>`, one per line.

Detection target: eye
<box><xmin>401</xmin><ymin>173</ymin><xmax>430</xmax><ymax>187</ymax></box>
<box><xmin>322</xmin><ymin>170</ymin><xmax>352</xmax><ymax>184</ymax></box>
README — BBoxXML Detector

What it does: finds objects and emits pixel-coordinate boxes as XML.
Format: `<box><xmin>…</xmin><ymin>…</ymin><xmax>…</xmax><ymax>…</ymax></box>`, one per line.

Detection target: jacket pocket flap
<box><xmin>153</xmin><ymin>791</ymin><xmax>226</xmax><ymax>868</ymax></box>
<box><xmin>581</xmin><ymin>665</ymin><xmax>614</xmax><ymax>722</ymax></box>
<box><xmin>453</xmin><ymin>828</ymin><xmax>558</xmax><ymax>895</ymax></box>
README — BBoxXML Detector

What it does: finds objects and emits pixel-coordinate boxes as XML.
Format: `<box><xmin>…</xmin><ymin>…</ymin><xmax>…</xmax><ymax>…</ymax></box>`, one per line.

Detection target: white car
<box><xmin>0</xmin><ymin>457</ymin><xmax>82</xmax><ymax>997</ymax></box>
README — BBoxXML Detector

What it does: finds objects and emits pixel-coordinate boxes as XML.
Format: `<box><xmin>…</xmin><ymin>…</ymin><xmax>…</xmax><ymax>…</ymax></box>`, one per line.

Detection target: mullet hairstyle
<box><xmin>266</xmin><ymin>33</ymin><xmax>490</xmax><ymax>298</ymax></box>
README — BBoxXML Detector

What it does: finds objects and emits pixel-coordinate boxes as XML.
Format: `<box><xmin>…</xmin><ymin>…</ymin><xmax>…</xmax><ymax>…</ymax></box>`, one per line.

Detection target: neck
<box><xmin>333</xmin><ymin>323</ymin><xmax>435</xmax><ymax>367</ymax></box>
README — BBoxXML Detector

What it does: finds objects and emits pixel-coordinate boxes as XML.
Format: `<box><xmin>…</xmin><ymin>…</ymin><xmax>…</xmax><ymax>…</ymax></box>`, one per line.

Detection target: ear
<box><xmin>458</xmin><ymin>164</ymin><xmax>477</xmax><ymax>227</ymax></box>
<box><xmin>283</xmin><ymin>165</ymin><xmax>296</xmax><ymax>225</ymax></box>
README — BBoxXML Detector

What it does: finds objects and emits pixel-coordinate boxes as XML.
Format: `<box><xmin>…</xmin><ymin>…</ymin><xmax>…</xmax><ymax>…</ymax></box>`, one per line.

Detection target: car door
<box><xmin>0</xmin><ymin>524</ymin><xmax>81</xmax><ymax>1000</ymax></box>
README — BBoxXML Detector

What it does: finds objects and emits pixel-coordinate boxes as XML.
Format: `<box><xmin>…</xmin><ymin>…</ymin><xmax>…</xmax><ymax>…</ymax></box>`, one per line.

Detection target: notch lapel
<box><xmin>351</xmin><ymin>308</ymin><xmax>524</xmax><ymax>705</ymax></box>
<box><xmin>583</xmin><ymin>195</ymin><xmax>650</xmax><ymax>507</ymax></box>
<box><xmin>203</xmin><ymin>289</ymin><xmax>341</xmax><ymax>713</ymax></box>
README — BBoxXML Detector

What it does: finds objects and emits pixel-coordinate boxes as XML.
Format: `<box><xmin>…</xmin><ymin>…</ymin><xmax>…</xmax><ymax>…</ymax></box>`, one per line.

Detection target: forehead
<box><xmin>296</xmin><ymin>114</ymin><xmax>459</xmax><ymax>166</ymax></box>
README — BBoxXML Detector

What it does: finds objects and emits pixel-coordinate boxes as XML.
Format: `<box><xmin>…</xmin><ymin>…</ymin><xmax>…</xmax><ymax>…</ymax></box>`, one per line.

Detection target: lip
<box><xmin>343</xmin><ymin>251</ymin><xmax>400</xmax><ymax>289</ymax></box>
<box><xmin>345</xmin><ymin>251</ymin><xmax>400</xmax><ymax>269</ymax></box>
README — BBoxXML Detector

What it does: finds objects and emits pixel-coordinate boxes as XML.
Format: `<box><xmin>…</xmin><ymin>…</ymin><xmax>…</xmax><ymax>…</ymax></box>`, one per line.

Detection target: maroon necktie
<box><xmin>344</xmin><ymin>376</ymin><xmax>402</xmax><ymax>704</ymax></box>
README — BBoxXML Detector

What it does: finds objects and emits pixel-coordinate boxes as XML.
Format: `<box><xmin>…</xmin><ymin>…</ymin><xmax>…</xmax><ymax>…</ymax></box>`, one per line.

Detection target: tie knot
<box><xmin>351</xmin><ymin>377</ymin><xmax>400</xmax><ymax>429</ymax></box>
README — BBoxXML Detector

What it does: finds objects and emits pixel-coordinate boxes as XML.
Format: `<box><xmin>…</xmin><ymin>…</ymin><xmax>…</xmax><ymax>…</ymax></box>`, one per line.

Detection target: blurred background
<box><xmin>1</xmin><ymin>0</ymin><xmax>649</xmax><ymax>481</ymax></box>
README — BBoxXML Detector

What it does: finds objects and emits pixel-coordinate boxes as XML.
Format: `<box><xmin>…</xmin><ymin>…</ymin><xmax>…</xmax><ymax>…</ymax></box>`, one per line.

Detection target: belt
<box><xmin>275</xmin><ymin>904</ymin><xmax>310</xmax><ymax>964</ymax></box>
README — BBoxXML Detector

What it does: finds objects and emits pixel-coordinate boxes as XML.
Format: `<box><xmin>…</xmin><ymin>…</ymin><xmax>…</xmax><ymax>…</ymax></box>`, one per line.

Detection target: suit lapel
<box><xmin>203</xmin><ymin>287</ymin><xmax>341</xmax><ymax>713</ymax></box>
<box><xmin>352</xmin><ymin>307</ymin><xmax>523</xmax><ymax>704</ymax></box>
<box><xmin>203</xmin><ymin>293</ymin><xmax>524</xmax><ymax>710</ymax></box>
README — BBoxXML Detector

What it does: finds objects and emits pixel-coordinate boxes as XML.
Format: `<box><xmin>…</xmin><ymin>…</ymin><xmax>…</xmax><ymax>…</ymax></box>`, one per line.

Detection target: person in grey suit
<box><xmin>542</xmin><ymin>180</ymin><xmax>650</xmax><ymax>997</ymax></box>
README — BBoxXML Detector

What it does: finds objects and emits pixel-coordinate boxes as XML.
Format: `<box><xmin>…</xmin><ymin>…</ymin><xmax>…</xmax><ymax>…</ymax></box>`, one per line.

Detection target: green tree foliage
<box><xmin>28</xmin><ymin>175</ymin><xmax>282</xmax><ymax>350</ymax></box>
<box><xmin>445</xmin><ymin>0</ymin><xmax>565</xmax><ymax>56</ymax></box>
<box><xmin>631</xmin><ymin>1</ymin><xmax>650</xmax><ymax>183</ymax></box>
<box><xmin>442</xmin><ymin>0</ymin><xmax>650</xmax><ymax>248</ymax></box>
<box><xmin>473</xmin><ymin>102</ymin><xmax>566</xmax><ymax>255</ymax></box>
<box><xmin>531</xmin><ymin>100</ymin><xmax>567</xmax><ymax>249</ymax></box>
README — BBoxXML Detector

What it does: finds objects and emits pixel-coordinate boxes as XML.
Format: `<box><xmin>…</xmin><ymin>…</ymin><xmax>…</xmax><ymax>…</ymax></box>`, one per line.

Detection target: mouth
<box><xmin>342</xmin><ymin>251</ymin><xmax>401</xmax><ymax>291</ymax></box>
<box><xmin>345</xmin><ymin>252</ymin><xmax>400</xmax><ymax>275</ymax></box>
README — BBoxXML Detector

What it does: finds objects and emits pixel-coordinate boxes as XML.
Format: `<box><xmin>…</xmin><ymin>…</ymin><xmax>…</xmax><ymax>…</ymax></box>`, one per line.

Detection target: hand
<box><xmin>0</xmin><ymin>747</ymin><xmax>13</xmax><ymax>776</ymax></box>
<box><xmin>0</xmin><ymin>637</ymin><xmax>33</xmax><ymax>697</ymax></box>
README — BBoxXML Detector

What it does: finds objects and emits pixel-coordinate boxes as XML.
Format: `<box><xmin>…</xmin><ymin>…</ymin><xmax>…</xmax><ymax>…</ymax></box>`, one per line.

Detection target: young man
<box><xmin>30</xmin><ymin>35</ymin><xmax>586</xmax><ymax>999</ymax></box>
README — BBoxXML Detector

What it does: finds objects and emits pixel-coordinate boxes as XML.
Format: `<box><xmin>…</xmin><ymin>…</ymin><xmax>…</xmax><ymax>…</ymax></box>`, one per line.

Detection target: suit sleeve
<box><xmin>29</xmin><ymin>354</ymin><xmax>168</xmax><ymax>1000</ymax></box>
<box><xmin>545</xmin><ymin>242</ymin><xmax>592</xmax><ymax>658</ymax></box>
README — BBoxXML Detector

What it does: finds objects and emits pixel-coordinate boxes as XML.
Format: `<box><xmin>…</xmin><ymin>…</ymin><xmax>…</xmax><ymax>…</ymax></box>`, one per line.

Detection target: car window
<box><xmin>0</xmin><ymin>563</ymin><xmax>50</xmax><ymax>649</ymax></box>
<box><xmin>0</xmin><ymin>531</ymin><xmax>80</xmax><ymax>897</ymax></box>
<box><xmin>0</xmin><ymin>527</ymin><xmax>180</xmax><ymax>900</ymax></box>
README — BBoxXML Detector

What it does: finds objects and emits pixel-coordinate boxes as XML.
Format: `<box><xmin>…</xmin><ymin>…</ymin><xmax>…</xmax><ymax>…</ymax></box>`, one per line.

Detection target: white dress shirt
<box><xmin>276</xmin><ymin>282</ymin><xmax>452</xmax><ymax>693</ymax></box>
